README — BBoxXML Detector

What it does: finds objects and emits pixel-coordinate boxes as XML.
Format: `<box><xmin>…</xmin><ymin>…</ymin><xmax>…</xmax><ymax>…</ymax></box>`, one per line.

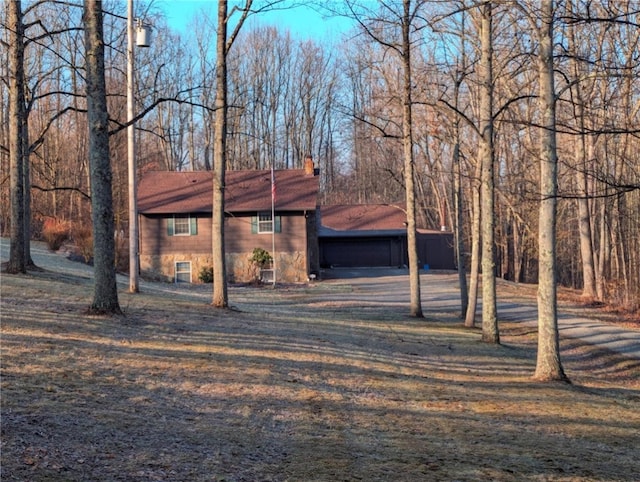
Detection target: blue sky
<box><xmin>156</xmin><ymin>0</ymin><xmax>353</xmax><ymax>39</ymax></box>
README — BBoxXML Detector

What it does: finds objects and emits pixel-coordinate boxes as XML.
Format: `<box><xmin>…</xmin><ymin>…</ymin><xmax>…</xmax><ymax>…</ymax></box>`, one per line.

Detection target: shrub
<box><xmin>42</xmin><ymin>218</ymin><xmax>71</xmax><ymax>251</ymax></box>
<box><xmin>70</xmin><ymin>223</ymin><xmax>93</xmax><ymax>263</ymax></box>
<box><xmin>199</xmin><ymin>266</ymin><xmax>213</xmax><ymax>283</ymax></box>
<box><xmin>250</xmin><ymin>248</ymin><xmax>272</xmax><ymax>268</ymax></box>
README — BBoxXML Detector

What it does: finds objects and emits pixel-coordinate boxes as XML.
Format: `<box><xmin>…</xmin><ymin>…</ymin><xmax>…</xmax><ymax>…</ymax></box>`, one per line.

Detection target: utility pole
<box><xmin>127</xmin><ymin>0</ymin><xmax>151</xmax><ymax>292</ymax></box>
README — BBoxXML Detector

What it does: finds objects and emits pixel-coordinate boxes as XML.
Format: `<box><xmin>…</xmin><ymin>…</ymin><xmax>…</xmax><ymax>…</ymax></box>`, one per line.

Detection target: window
<box><xmin>258</xmin><ymin>212</ymin><xmax>273</xmax><ymax>233</ymax></box>
<box><xmin>167</xmin><ymin>215</ymin><xmax>197</xmax><ymax>236</ymax></box>
<box><xmin>175</xmin><ymin>261</ymin><xmax>191</xmax><ymax>283</ymax></box>
<box><xmin>174</xmin><ymin>215</ymin><xmax>190</xmax><ymax>235</ymax></box>
<box><xmin>252</xmin><ymin>212</ymin><xmax>281</xmax><ymax>234</ymax></box>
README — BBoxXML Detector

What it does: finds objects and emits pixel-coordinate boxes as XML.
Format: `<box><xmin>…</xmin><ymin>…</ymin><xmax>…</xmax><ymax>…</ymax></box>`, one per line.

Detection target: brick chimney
<box><xmin>304</xmin><ymin>155</ymin><xmax>314</xmax><ymax>176</ymax></box>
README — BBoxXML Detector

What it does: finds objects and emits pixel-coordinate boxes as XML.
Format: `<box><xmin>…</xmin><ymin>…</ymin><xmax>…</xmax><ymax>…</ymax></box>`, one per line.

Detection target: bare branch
<box><xmin>31</xmin><ymin>184</ymin><xmax>91</xmax><ymax>200</ymax></box>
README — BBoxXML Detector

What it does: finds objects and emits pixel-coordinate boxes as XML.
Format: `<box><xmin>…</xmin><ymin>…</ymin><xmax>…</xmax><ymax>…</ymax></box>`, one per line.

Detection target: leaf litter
<box><xmin>1</xmin><ymin>268</ymin><xmax>639</xmax><ymax>481</ymax></box>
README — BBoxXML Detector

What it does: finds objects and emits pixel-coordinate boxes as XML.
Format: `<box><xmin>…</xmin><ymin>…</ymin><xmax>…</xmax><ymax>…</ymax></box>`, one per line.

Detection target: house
<box><xmin>319</xmin><ymin>204</ymin><xmax>455</xmax><ymax>270</ymax></box>
<box><xmin>137</xmin><ymin>164</ymin><xmax>455</xmax><ymax>284</ymax></box>
<box><xmin>137</xmin><ymin>162</ymin><xmax>320</xmax><ymax>283</ymax></box>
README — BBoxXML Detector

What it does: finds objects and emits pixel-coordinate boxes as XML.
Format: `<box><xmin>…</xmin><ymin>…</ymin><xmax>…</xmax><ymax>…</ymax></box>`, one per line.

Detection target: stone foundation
<box><xmin>140</xmin><ymin>251</ymin><xmax>308</xmax><ymax>284</ymax></box>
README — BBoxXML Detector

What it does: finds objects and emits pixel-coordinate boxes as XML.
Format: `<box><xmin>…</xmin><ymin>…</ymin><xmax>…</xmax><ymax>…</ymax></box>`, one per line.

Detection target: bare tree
<box><xmin>84</xmin><ymin>0</ymin><xmax>121</xmax><ymax>315</ymax></box>
<box><xmin>6</xmin><ymin>0</ymin><xmax>639</xmax><ymax>318</ymax></box>
<box><xmin>477</xmin><ymin>1</ymin><xmax>498</xmax><ymax>343</ymax></box>
<box><xmin>211</xmin><ymin>0</ymin><xmax>253</xmax><ymax>308</ymax></box>
<box><xmin>343</xmin><ymin>0</ymin><xmax>426</xmax><ymax>317</ymax></box>
<box><xmin>399</xmin><ymin>0</ymin><xmax>423</xmax><ymax>317</ymax></box>
<box><xmin>224</xmin><ymin>26</ymin><xmax>341</xmax><ymax>176</ymax></box>
<box><xmin>533</xmin><ymin>0</ymin><xmax>567</xmax><ymax>382</ymax></box>
<box><xmin>564</xmin><ymin>0</ymin><xmax>598</xmax><ymax>301</ymax></box>
<box><xmin>428</xmin><ymin>1</ymin><xmax>483</xmax><ymax>327</ymax></box>
<box><xmin>436</xmin><ymin>1</ymin><xmax>498</xmax><ymax>333</ymax></box>
<box><xmin>212</xmin><ymin>0</ymin><xmax>230</xmax><ymax>307</ymax></box>
<box><xmin>5</xmin><ymin>0</ymin><xmax>27</xmax><ymax>274</ymax></box>
<box><xmin>555</xmin><ymin>1</ymin><xmax>640</xmax><ymax>308</ymax></box>
<box><xmin>450</xmin><ymin>8</ymin><xmax>470</xmax><ymax>320</ymax></box>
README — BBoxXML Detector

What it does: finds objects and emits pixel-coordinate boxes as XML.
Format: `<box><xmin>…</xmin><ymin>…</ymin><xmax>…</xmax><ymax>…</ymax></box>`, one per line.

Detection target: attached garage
<box><xmin>320</xmin><ymin>235</ymin><xmax>406</xmax><ymax>268</ymax></box>
<box><xmin>318</xmin><ymin>204</ymin><xmax>455</xmax><ymax>270</ymax></box>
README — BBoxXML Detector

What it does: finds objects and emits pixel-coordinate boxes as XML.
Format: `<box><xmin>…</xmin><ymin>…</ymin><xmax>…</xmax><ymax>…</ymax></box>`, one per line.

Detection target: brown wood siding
<box><xmin>225</xmin><ymin>212</ymin><xmax>308</xmax><ymax>255</ymax></box>
<box><xmin>139</xmin><ymin>214</ymin><xmax>212</xmax><ymax>256</ymax></box>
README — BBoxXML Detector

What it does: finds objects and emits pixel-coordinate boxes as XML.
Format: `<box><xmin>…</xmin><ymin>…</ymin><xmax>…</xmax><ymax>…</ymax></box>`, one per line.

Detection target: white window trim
<box><xmin>173</xmin><ymin>214</ymin><xmax>192</xmax><ymax>236</ymax></box>
<box><xmin>257</xmin><ymin>212</ymin><xmax>274</xmax><ymax>234</ymax></box>
<box><xmin>175</xmin><ymin>261</ymin><xmax>192</xmax><ymax>283</ymax></box>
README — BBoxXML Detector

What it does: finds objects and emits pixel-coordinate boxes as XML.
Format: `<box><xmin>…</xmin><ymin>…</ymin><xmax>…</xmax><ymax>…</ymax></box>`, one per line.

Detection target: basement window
<box><xmin>175</xmin><ymin>261</ymin><xmax>192</xmax><ymax>283</ymax></box>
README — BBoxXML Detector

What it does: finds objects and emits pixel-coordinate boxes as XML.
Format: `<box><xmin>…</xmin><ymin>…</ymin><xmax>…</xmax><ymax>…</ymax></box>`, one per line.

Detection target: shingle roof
<box><xmin>319</xmin><ymin>204</ymin><xmax>407</xmax><ymax>234</ymax></box>
<box><xmin>138</xmin><ymin>169</ymin><xmax>319</xmax><ymax>214</ymax></box>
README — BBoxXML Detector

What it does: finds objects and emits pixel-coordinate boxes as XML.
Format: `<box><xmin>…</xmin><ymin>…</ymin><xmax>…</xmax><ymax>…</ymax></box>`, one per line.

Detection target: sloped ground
<box><xmin>1</xmin><ymin>243</ymin><xmax>639</xmax><ymax>481</ymax></box>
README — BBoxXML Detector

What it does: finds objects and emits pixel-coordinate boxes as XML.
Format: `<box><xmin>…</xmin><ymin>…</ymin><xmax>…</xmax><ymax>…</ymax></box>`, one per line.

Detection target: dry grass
<box><xmin>1</xmin><ymin>269</ymin><xmax>639</xmax><ymax>481</ymax></box>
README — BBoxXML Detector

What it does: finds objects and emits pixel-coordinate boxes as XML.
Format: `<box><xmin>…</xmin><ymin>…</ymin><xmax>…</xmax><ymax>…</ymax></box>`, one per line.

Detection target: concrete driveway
<box><xmin>321</xmin><ymin>267</ymin><xmax>640</xmax><ymax>361</ymax></box>
<box><xmin>3</xmin><ymin>240</ymin><xmax>639</xmax><ymax>361</ymax></box>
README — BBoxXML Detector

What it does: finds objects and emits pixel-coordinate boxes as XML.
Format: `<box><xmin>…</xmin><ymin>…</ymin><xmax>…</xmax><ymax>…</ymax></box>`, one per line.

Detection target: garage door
<box><xmin>321</xmin><ymin>238</ymin><xmax>403</xmax><ymax>268</ymax></box>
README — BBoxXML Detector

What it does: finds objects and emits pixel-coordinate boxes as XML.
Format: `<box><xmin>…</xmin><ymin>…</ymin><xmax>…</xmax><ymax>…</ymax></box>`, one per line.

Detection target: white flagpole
<box><xmin>271</xmin><ymin>165</ymin><xmax>276</xmax><ymax>287</ymax></box>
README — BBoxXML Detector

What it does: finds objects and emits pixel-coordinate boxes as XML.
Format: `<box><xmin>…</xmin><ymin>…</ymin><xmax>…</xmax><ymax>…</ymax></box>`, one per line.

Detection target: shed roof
<box><xmin>138</xmin><ymin>169</ymin><xmax>319</xmax><ymax>214</ymax></box>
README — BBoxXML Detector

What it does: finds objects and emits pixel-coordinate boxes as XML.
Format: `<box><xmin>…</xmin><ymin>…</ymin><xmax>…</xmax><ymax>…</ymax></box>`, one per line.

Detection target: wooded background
<box><xmin>1</xmin><ymin>0</ymin><xmax>638</xmax><ymax>312</ymax></box>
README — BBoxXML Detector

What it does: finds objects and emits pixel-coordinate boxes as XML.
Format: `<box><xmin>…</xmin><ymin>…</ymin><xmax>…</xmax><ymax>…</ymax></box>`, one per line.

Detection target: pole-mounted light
<box><xmin>136</xmin><ymin>18</ymin><xmax>152</xmax><ymax>48</ymax></box>
<box><xmin>127</xmin><ymin>1</ymin><xmax>152</xmax><ymax>293</ymax></box>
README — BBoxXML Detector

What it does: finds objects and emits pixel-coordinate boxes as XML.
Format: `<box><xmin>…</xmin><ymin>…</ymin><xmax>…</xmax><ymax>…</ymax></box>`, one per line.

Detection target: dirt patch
<box><xmin>1</xmin><ymin>268</ymin><xmax>639</xmax><ymax>481</ymax></box>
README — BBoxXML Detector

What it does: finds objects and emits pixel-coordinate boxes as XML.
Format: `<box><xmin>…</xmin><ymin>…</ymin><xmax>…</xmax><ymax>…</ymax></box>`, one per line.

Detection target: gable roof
<box><xmin>138</xmin><ymin>169</ymin><xmax>319</xmax><ymax>214</ymax></box>
<box><xmin>319</xmin><ymin>204</ymin><xmax>408</xmax><ymax>236</ymax></box>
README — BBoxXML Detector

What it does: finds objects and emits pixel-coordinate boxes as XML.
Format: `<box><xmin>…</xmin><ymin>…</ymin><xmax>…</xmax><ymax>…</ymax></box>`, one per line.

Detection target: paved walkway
<box><xmin>3</xmin><ymin>241</ymin><xmax>639</xmax><ymax>361</ymax></box>
<box><xmin>497</xmin><ymin>300</ymin><xmax>639</xmax><ymax>359</ymax></box>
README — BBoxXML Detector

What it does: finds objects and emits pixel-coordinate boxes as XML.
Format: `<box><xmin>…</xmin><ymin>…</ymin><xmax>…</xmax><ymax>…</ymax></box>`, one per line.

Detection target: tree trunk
<box><xmin>595</xmin><ymin>197</ymin><xmax>607</xmax><ymax>301</ymax></box>
<box><xmin>84</xmin><ymin>0</ymin><xmax>122</xmax><ymax>315</ymax></box>
<box><xmin>23</xmin><ymin>106</ymin><xmax>34</xmax><ymax>268</ymax></box>
<box><xmin>464</xmin><ymin>160</ymin><xmax>481</xmax><ymax>327</ymax></box>
<box><xmin>576</xmin><ymin>138</ymin><xmax>597</xmax><ymax>299</ymax></box>
<box><xmin>402</xmin><ymin>0</ymin><xmax>423</xmax><ymax>318</ymax></box>
<box><xmin>6</xmin><ymin>0</ymin><xmax>26</xmax><ymax>274</ymax></box>
<box><xmin>451</xmin><ymin>19</ymin><xmax>469</xmax><ymax>318</ymax></box>
<box><xmin>534</xmin><ymin>0</ymin><xmax>567</xmax><ymax>382</ymax></box>
<box><xmin>566</xmin><ymin>6</ymin><xmax>598</xmax><ymax>300</ymax></box>
<box><xmin>453</xmin><ymin>140</ymin><xmax>468</xmax><ymax>318</ymax></box>
<box><xmin>479</xmin><ymin>2</ymin><xmax>498</xmax><ymax>343</ymax></box>
<box><xmin>512</xmin><ymin>216</ymin><xmax>522</xmax><ymax>283</ymax></box>
<box><xmin>212</xmin><ymin>0</ymin><xmax>229</xmax><ymax>307</ymax></box>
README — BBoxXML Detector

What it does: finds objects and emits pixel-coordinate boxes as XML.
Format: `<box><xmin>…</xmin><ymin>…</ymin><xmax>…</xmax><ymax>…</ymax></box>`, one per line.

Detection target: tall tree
<box><xmin>533</xmin><ymin>0</ymin><xmax>567</xmax><ymax>382</ymax></box>
<box><xmin>464</xmin><ymin>159</ymin><xmax>482</xmax><ymax>327</ymax></box>
<box><xmin>451</xmin><ymin>6</ymin><xmax>469</xmax><ymax>321</ymax></box>
<box><xmin>211</xmin><ymin>0</ymin><xmax>252</xmax><ymax>307</ymax></box>
<box><xmin>6</xmin><ymin>0</ymin><xmax>26</xmax><ymax>274</ymax></box>
<box><xmin>400</xmin><ymin>0</ymin><xmax>423</xmax><ymax>317</ymax></box>
<box><xmin>565</xmin><ymin>0</ymin><xmax>597</xmax><ymax>301</ymax></box>
<box><xmin>212</xmin><ymin>0</ymin><xmax>229</xmax><ymax>307</ymax></box>
<box><xmin>84</xmin><ymin>0</ymin><xmax>121</xmax><ymax>314</ymax></box>
<box><xmin>345</xmin><ymin>0</ymin><xmax>425</xmax><ymax>317</ymax></box>
<box><xmin>478</xmin><ymin>1</ymin><xmax>499</xmax><ymax>343</ymax></box>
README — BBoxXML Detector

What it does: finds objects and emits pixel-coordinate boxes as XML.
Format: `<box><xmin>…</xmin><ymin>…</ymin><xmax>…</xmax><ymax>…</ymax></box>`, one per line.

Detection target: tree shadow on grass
<box><xmin>2</xmin><ymin>266</ymin><xmax>639</xmax><ymax>481</ymax></box>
